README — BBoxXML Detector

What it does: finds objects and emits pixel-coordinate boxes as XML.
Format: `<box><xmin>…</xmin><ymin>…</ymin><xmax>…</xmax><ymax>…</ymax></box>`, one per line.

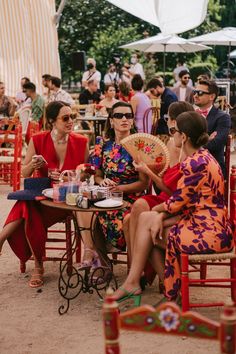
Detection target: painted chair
<box><xmin>103</xmin><ymin>292</ymin><xmax>236</xmax><ymax>354</ymax></box>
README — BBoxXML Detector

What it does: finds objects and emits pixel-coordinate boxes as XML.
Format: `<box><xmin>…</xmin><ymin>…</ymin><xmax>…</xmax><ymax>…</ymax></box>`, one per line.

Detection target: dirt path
<box><xmin>0</xmin><ymin>183</ymin><xmax>231</xmax><ymax>354</ymax></box>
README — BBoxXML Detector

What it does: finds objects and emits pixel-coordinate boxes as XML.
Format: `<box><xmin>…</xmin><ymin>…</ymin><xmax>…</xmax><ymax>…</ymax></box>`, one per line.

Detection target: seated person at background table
<box><xmin>146</xmin><ymin>78</ymin><xmax>178</xmax><ymax>135</ymax></box>
<box><xmin>0</xmin><ymin>101</ymin><xmax>88</xmax><ymax>288</ymax></box>
<box><xmin>130</xmin><ymin>74</ymin><xmax>152</xmax><ymax>133</ymax></box>
<box><xmin>193</xmin><ymin>79</ymin><xmax>231</xmax><ymax>176</ymax></box>
<box><xmin>48</xmin><ymin>76</ymin><xmax>74</xmax><ymax>106</ymax></box>
<box><xmin>124</xmin><ymin>102</ymin><xmax>194</xmax><ymax>278</ymax></box>
<box><xmin>22</xmin><ymin>82</ymin><xmax>45</xmax><ymax>130</ymax></box>
<box><xmin>79</xmin><ymin>79</ymin><xmax>101</xmax><ymax>105</ymax></box>
<box><xmin>76</xmin><ymin>101</ymin><xmax>149</xmax><ymax>268</ymax></box>
<box><xmin>99</xmin><ymin>84</ymin><xmax>118</xmax><ymax>116</ymax></box>
<box><xmin>118</xmin><ymin>81</ymin><xmax>134</xmax><ymax>103</ymax></box>
<box><xmin>110</xmin><ymin>111</ymin><xmax>233</xmax><ymax>304</ymax></box>
<box><xmin>0</xmin><ymin>81</ymin><xmax>17</xmax><ymax>117</ymax></box>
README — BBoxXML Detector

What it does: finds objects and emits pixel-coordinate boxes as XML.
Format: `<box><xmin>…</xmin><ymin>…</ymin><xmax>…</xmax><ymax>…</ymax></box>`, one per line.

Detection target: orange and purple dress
<box><xmin>5</xmin><ymin>131</ymin><xmax>87</xmax><ymax>263</ymax></box>
<box><xmin>163</xmin><ymin>148</ymin><xmax>233</xmax><ymax>300</ymax></box>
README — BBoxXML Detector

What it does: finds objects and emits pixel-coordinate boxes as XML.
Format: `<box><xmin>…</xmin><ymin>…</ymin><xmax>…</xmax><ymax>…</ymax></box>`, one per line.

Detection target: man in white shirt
<box><xmin>172</xmin><ymin>70</ymin><xmax>193</xmax><ymax>103</ymax></box>
<box><xmin>82</xmin><ymin>58</ymin><xmax>101</xmax><ymax>89</ymax></box>
<box><xmin>48</xmin><ymin>76</ymin><xmax>74</xmax><ymax>106</ymax></box>
<box><xmin>128</xmin><ymin>53</ymin><xmax>145</xmax><ymax>80</ymax></box>
<box><xmin>104</xmin><ymin>64</ymin><xmax>120</xmax><ymax>86</ymax></box>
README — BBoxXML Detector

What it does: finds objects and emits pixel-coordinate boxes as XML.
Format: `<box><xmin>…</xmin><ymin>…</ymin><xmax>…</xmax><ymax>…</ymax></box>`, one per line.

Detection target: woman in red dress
<box><xmin>0</xmin><ymin>101</ymin><xmax>88</xmax><ymax>288</ymax></box>
<box><xmin>123</xmin><ymin>101</ymin><xmax>194</xmax><ymax>286</ymax></box>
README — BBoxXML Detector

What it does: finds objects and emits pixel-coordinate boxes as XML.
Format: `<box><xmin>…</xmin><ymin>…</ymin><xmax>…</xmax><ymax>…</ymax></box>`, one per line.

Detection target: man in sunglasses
<box><xmin>193</xmin><ymin>79</ymin><xmax>231</xmax><ymax>175</ymax></box>
<box><xmin>171</xmin><ymin>70</ymin><xmax>193</xmax><ymax>103</ymax></box>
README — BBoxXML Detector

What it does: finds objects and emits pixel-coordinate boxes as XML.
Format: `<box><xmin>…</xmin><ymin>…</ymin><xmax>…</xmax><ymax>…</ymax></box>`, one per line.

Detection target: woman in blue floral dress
<box><xmin>78</xmin><ymin>101</ymin><xmax>148</xmax><ymax>267</ymax></box>
<box><xmin>89</xmin><ymin>101</ymin><xmax>148</xmax><ymax>250</ymax></box>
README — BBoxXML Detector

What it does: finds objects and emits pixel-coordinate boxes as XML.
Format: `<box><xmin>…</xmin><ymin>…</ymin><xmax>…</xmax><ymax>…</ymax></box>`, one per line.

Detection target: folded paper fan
<box><xmin>121</xmin><ymin>133</ymin><xmax>170</xmax><ymax>175</ymax></box>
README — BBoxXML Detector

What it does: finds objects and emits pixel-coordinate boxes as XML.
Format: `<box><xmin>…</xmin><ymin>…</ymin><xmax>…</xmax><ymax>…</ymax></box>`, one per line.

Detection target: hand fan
<box><xmin>121</xmin><ymin>133</ymin><xmax>170</xmax><ymax>175</ymax></box>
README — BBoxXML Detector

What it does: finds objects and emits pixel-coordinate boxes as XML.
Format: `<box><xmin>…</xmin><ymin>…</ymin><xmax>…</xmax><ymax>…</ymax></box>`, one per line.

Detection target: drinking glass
<box><xmin>110</xmin><ymin>191</ymin><xmax>123</xmax><ymax>202</ymax></box>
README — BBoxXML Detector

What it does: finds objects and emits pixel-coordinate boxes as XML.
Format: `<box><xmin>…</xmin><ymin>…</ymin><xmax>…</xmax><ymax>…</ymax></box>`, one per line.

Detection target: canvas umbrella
<box><xmin>120</xmin><ymin>33</ymin><xmax>211</xmax><ymax>76</ymax></box>
<box><xmin>190</xmin><ymin>27</ymin><xmax>236</xmax><ymax>76</ymax></box>
<box><xmin>230</xmin><ymin>49</ymin><xmax>236</xmax><ymax>59</ymax></box>
<box><xmin>107</xmin><ymin>0</ymin><xmax>209</xmax><ymax>35</ymax></box>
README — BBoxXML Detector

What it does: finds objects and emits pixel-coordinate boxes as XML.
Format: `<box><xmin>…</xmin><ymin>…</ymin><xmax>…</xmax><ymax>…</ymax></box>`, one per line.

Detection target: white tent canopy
<box><xmin>0</xmin><ymin>0</ymin><xmax>61</xmax><ymax>96</ymax></box>
<box><xmin>107</xmin><ymin>0</ymin><xmax>209</xmax><ymax>35</ymax></box>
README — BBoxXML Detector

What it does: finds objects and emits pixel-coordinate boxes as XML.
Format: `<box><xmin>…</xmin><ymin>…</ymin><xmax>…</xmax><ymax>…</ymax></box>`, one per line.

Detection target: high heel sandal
<box><xmin>29</xmin><ymin>268</ymin><xmax>44</xmax><ymax>288</ymax></box>
<box><xmin>78</xmin><ymin>248</ymin><xmax>101</xmax><ymax>270</ymax></box>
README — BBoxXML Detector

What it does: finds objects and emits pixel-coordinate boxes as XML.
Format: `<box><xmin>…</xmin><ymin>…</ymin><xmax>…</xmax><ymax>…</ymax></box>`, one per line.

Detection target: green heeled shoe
<box><xmin>116</xmin><ymin>287</ymin><xmax>142</xmax><ymax>307</ymax></box>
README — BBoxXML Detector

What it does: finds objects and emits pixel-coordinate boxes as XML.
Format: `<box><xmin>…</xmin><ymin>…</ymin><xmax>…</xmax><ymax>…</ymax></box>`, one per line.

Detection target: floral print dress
<box><xmin>163</xmin><ymin>148</ymin><xmax>233</xmax><ymax>300</ymax></box>
<box><xmin>89</xmin><ymin>136</ymin><xmax>140</xmax><ymax>250</ymax></box>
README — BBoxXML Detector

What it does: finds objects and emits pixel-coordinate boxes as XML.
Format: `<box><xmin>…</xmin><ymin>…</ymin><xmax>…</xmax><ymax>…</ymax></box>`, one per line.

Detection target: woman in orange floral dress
<box><xmin>110</xmin><ymin>111</ymin><xmax>233</xmax><ymax>303</ymax></box>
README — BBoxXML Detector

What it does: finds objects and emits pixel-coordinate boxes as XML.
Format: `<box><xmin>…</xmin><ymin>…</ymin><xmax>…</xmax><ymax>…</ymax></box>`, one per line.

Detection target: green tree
<box><xmin>88</xmin><ymin>24</ymin><xmax>142</xmax><ymax>76</ymax></box>
<box><xmin>56</xmin><ymin>0</ymin><xmax>156</xmax><ymax>83</ymax></box>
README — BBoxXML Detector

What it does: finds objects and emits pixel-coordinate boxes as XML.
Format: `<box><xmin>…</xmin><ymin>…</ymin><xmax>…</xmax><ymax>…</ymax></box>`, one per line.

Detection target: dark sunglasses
<box><xmin>169</xmin><ymin>127</ymin><xmax>182</xmax><ymax>135</ymax></box>
<box><xmin>59</xmin><ymin>114</ymin><xmax>76</xmax><ymax>122</ymax></box>
<box><xmin>112</xmin><ymin>113</ymin><xmax>133</xmax><ymax>119</ymax></box>
<box><xmin>192</xmin><ymin>89</ymin><xmax>210</xmax><ymax>97</ymax></box>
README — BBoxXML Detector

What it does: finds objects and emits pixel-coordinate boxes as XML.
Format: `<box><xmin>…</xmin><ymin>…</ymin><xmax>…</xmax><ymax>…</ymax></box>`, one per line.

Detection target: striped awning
<box><xmin>0</xmin><ymin>0</ymin><xmax>61</xmax><ymax>96</ymax></box>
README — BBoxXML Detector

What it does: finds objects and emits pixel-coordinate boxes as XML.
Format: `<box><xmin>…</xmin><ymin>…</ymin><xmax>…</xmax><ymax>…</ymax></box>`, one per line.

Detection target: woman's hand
<box><xmin>149</xmin><ymin>212</ymin><xmax>164</xmax><ymax>246</ymax></box>
<box><xmin>31</xmin><ymin>155</ymin><xmax>46</xmax><ymax>170</ymax></box>
<box><xmin>133</xmin><ymin>159</ymin><xmax>149</xmax><ymax>174</ymax></box>
<box><xmin>99</xmin><ymin>178</ymin><xmax>117</xmax><ymax>187</ymax></box>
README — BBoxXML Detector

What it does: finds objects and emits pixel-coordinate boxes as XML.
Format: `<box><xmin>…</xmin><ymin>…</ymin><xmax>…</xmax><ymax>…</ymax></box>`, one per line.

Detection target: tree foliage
<box><xmin>56</xmin><ymin>0</ymin><xmax>236</xmax><ymax>83</ymax></box>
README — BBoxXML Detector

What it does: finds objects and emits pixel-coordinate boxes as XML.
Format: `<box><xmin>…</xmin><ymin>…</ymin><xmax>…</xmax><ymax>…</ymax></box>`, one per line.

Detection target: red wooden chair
<box><xmin>180</xmin><ymin>164</ymin><xmax>236</xmax><ymax>312</ymax></box>
<box><xmin>103</xmin><ymin>294</ymin><xmax>236</xmax><ymax>354</ymax></box>
<box><xmin>0</xmin><ymin>123</ymin><xmax>22</xmax><ymax>191</ymax></box>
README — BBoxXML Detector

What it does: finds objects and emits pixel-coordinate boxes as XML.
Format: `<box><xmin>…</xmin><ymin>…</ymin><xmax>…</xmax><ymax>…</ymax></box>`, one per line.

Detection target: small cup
<box><xmin>53</xmin><ymin>184</ymin><xmax>62</xmax><ymax>203</ymax></box>
<box><xmin>110</xmin><ymin>191</ymin><xmax>123</xmax><ymax>202</ymax></box>
<box><xmin>48</xmin><ymin>168</ymin><xmax>61</xmax><ymax>182</ymax></box>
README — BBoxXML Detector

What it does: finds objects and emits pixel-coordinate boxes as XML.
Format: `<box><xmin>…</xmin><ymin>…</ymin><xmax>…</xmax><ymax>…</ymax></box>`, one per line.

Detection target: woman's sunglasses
<box><xmin>59</xmin><ymin>114</ymin><xmax>76</xmax><ymax>122</ymax></box>
<box><xmin>112</xmin><ymin>113</ymin><xmax>133</xmax><ymax>119</ymax></box>
<box><xmin>192</xmin><ymin>89</ymin><xmax>210</xmax><ymax>97</ymax></box>
<box><xmin>169</xmin><ymin>127</ymin><xmax>182</xmax><ymax>135</ymax></box>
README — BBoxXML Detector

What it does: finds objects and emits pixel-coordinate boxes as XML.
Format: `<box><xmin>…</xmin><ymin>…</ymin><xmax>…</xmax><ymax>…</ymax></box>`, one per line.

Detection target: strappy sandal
<box><xmin>29</xmin><ymin>268</ymin><xmax>44</xmax><ymax>288</ymax></box>
<box><xmin>110</xmin><ymin>286</ymin><xmax>142</xmax><ymax>307</ymax></box>
<box><xmin>78</xmin><ymin>248</ymin><xmax>100</xmax><ymax>270</ymax></box>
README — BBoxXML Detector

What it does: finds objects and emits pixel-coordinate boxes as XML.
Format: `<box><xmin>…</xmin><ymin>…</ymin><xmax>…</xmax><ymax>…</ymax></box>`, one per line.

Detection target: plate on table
<box><xmin>94</xmin><ymin>198</ymin><xmax>123</xmax><ymax>208</ymax></box>
<box><xmin>42</xmin><ymin>188</ymin><xmax>53</xmax><ymax>199</ymax></box>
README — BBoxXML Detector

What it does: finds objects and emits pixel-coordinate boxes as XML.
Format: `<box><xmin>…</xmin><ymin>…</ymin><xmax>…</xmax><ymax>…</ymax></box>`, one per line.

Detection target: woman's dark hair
<box><xmin>46</xmin><ymin>101</ymin><xmax>71</xmax><ymax>129</ymax></box>
<box><xmin>168</xmin><ymin>101</ymin><xmax>194</xmax><ymax>121</ymax></box>
<box><xmin>176</xmin><ymin>111</ymin><xmax>209</xmax><ymax>149</ymax></box>
<box><xmin>104</xmin><ymin>84</ymin><xmax>115</xmax><ymax>92</ymax></box>
<box><xmin>119</xmin><ymin>81</ymin><xmax>130</xmax><ymax>97</ymax></box>
<box><xmin>131</xmin><ymin>74</ymin><xmax>143</xmax><ymax>91</ymax></box>
<box><xmin>105</xmin><ymin>101</ymin><xmax>135</xmax><ymax>140</ymax></box>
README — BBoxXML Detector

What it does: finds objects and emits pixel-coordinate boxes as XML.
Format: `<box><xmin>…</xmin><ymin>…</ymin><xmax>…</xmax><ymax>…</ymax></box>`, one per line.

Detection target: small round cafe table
<box><xmin>40</xmin><ymin>199</ymin><xmax>127</xmax><ymax>315</ymax></box>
